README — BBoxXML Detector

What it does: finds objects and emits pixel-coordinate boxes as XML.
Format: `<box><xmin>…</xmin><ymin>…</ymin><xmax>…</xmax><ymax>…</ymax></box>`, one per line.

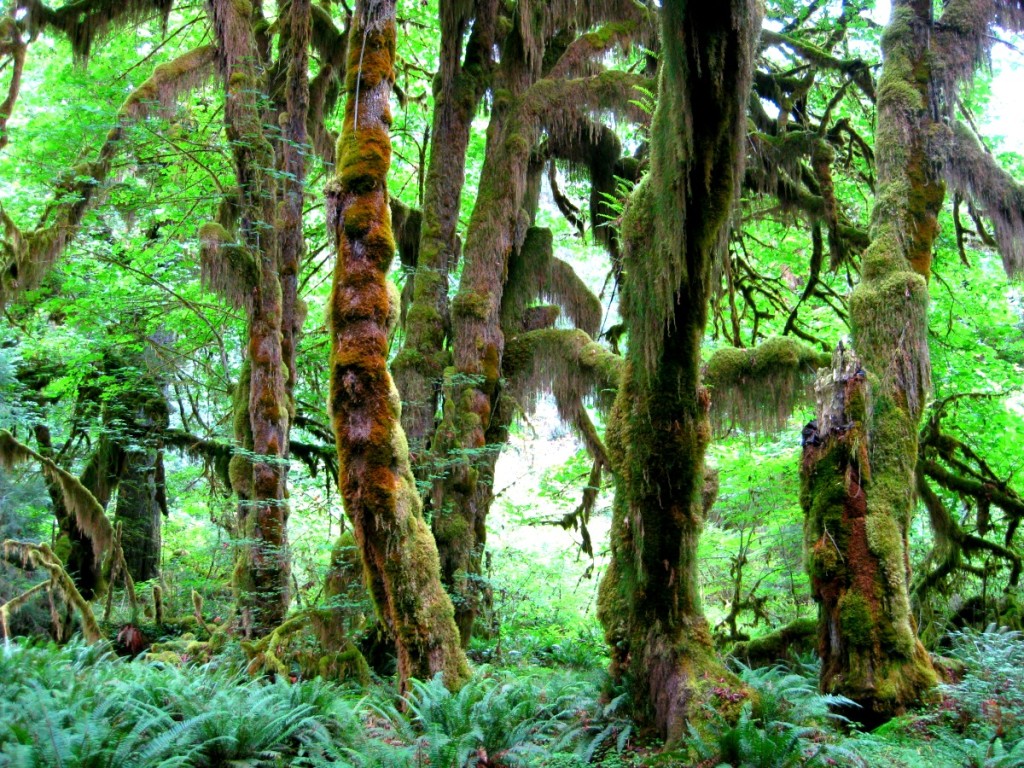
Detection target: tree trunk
<box><xmin>596</xmin><ymin>0</ymin><xmax>760</xmax><ymax>742</ymax></box>
<box><xmin>802</xmin><ymin>0</ymin><xmax>938</xmax><ymax>722</ymax></box>
<box><xmin>113</xmin><ymin>448</ymin><xmax>162</xmax><ymax>583</ymax></box>
<box><xmin>391</xmin><ymin>0</ymin><xmax>498</xmax><ymax>645</ymax></box>
<box><xmin>392</xmin><ymin>0</ymin><xmax>497</xmax><ymax>472</ymax></box>
<box><xmin>326</xmin><ymin>0</ymin><xmax>469</xmax><ymax>693</ymax></box>
<box><xmin>209</xmin><ymin>0</ymin><xmax>309</xmax><ymax>635</ymax></box>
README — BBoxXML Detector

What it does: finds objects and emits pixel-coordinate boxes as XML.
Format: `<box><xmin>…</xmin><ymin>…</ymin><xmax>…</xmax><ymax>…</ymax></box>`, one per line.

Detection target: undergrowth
<box><xmin>4</xmin><ymin>628</ymin><xmax>1024</xmax><ymax>766</ymax></box>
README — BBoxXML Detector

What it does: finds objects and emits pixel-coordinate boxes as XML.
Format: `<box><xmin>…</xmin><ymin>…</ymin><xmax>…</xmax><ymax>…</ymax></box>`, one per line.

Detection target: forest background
<box><xmin>2</xmin><ymin>0</ymin><xmax>1024</xmax><ymax>765</ymax></box>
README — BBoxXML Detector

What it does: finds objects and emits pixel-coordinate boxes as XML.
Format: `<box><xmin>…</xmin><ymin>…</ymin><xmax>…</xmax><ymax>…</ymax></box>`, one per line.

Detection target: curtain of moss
<box><xmin>802</xmin><ymin>0</ymin><xmax>939</xmax><ymax>722</ymax></box>
<box><xmin>325</xmin><ymin>0</ymin><xmax>470</xmax><ymax>693</ymax></box>
<box><xmin>596</xmin><ymin>0</ymin><xmax>759</xmax><ymax>742</ymax></box>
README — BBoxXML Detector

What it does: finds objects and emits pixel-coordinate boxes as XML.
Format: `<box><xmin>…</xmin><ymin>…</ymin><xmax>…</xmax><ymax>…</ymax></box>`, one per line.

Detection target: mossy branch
<box><xmin>915</xmin><ymin>467</ymin><xmax>1022</xmax><ymax>597</ymax></box>
<box><xmin>760</xmin><ymin>28</ymin><xmax>875</xmax><ymax>101</ymax></box>
<box><xmin>0</xmin><ymin>429</ymin><xmax>112</xmax><ymax>561</ymax></box>
<box><xmin>17</xmin><ymin>0</ymin><xmax>173</xmax><ymax>60</ymax></box>
<box><xmin>0</xmin><ymin>18</ymin><xmax>26</xmax><ymax>152</ymax></box>
<box><xmin>546</xmin><ymin>17</ymin><xmax>651</xmax><ymax>81</ymax></box>
<box><xmin>703</xmin><ymin>337</ymin><xmax>829</xmax><ymax>436</ymax></box>
<box><xmin>502</xmin><ymin>226</ymin><xmax>603</xmax><ymax>336</ymax></box>
<box><xmin>2</xmin><ymin>540</ymin><xmax>102</xmax><ymax>643</ymax></box>
<box><xmin>513</xmin><ymin>0</ymin><xmax>654</xmax><ymax>74</ymax></box>
<box><xmin>504</xmin><ymin>327</ymin><xmax>622</xmax><ymax>416</ymax></box>
<box><xmin>120</xmin><ymin>45</ymin><xmax>216</xmax><ymax>120</ymax></box>
<box><xmin>729</xmin><ymin>618</ymin><xmax>817</xmax><ymax>666</ymax></box>
<box><xmin>0</xmin><ymin>45</ymin><xmax>216</xmax><ymax>309</ymax></box>
<box><xmin>523</xmin><ymin>70</ymin><xmax>653</xmax><ymax>139</ymax></box>
<box><xmin>932</xmin><ymin>0</ymin><xmax>1024</xmax><ymax>113</ymax></box>
<box><xmin>0</xmin><ymin>581</ymin><xmax>47</xmax><ymax>643</ymax></box>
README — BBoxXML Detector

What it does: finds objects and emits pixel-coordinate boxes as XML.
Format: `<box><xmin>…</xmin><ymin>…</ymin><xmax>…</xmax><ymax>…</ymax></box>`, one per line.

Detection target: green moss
<box><xmin>730</xmin><ymin>618</ymin><xmax>817</xmax><ymax>665</ymax></box>
<box><xmin>451</xmin><ymin>291</ymin><xmax>491</xmax><ymax>319</ymax></box>
<box><xmin>434</xmin><ymin>513</ymin><xmax>470</xmax><ymax>548</ymax></box>
<box><xmin>839</xmin><ymin>592</ymin><xmax>874</xmax><ymax>649</ymax></box>
<box><xmin>52</xmin><ymin>534</ymin><xmax>72</xmax><ymax>564</ymax></box>
<box><xmin>317</xmin><ymin>644</ymin><xmax>371</xmax><ymax>684</ymax></box>
<box><xmin>145</xmin><ymin>651</ymin><xmax>183</xmax><ymax>665</ymax></box>
<box><xmin>865</xmin><ymin>513</ymin><xmax>904</xmax><ymax>579</ymax></box>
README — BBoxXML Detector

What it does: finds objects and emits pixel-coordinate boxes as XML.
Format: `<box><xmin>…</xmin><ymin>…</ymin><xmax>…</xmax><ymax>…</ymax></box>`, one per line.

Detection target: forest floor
<box><xmin>2</xmin><ymin>620</ymin><xmax>1024</xmax><ymax>766</ymax></box>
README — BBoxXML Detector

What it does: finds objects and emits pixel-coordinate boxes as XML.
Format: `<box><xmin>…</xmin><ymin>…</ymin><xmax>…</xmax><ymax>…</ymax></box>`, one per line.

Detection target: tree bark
<box><xmin>209</xmin><ymin>0</ymin><xmax>312</xmax><ymax>635</ymax></box>
<box><xmin>113</xmin><ymin>448</ymin><xmax>163</xmax><ymax>583</ymax></box>
<box><xmin>325</xmin><ymin>0</ymin><xmax>470</xmax><ymax>694</ymax></box>
<box><xmin>801</xmin><ymin>0</ymin><xmax>939</xmax><ymax>724</ymax></box>
<box><xmin>596</xmin><ymin>0</ymin><xmax>760</xmax><ymax>742</ymax></box>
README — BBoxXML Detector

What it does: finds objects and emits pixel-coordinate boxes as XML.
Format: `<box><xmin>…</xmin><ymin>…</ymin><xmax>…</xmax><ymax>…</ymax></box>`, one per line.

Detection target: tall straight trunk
<box><xmin>325</xmin><ymin>0</ymin><xmax>469</xmax><ymax>693</ymax></box>
<box><xmin>278</xmin><ymin>0</ymin><xmax>309</xmax><ymax>415</ymax></box>
<box><xmin>596</xmin><ymin>0</ymin><xmax>759</xmax><ymax>742</ymax></box>
<box><xmin>801</xmin><ymin>0</ymin><xmax>938</xmax><ymax>723</ymax></box>
<box><xmin>210</xmin><ymin>0</ymin><xmax>294</xmax><ymax>635</ymax></box>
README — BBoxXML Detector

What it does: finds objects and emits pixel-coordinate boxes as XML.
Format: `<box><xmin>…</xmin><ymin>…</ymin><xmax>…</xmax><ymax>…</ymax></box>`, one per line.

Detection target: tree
<box><xmin>597</xmin><ymin>0</ymin><xmax>760</xmax><ymax>740</ymax></box>
<box><xmin>801</xmin><ymin>0</ymin><xmax>1024</xmax><ymax>722</ymax></box>
<box><xmin>326</xmin><ymin>0</ymin><xmax>469</xmax><ymax>693</ymax></box>
<box><xmin>417</xmin><ymin>0</ymin><xmax>651</xmax><ymax>642</ymax></box>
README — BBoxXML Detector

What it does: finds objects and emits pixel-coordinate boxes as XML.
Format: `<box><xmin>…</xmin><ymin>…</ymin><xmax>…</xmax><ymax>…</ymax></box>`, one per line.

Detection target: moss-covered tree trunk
<box><xmin>113</xmin><ymin>449</ymin><xmax>163</xmax><ymax>583</ymax></box>
<box><xmin>427</xmin><ymin>52</ymin><xmax>530</xmax><ymax>643</ymax></box>
<box><xmin>209</xmin><ymin>0</ymin><xmax>298</xmax><ymax>635</ymax></box>
<box><xmin>113</xmin><ymin>389</ymin><xmax>168</xmax><ymax>584</ymax></box>
<box><xmin>596</xmin><ymin>0</ymin><xmax>759</xmax><ymax>742</ymax></box>
<box><xmin>801</xmin><ymin>0</ymin><xmax>939</xmax><ymax>722</ymax></box>
<box><xmin>392</xmin><ymin>0</ymin><xmax>497</xmax><ymax>471</ymax></box>
<box><xmin>429</xmin><ymin>4</ymin><xmax>646</xmax><ymax>644</ymax></box>
<box><xmin>325</xmin><ymin>0</ymin><xmax>469</xmax><ymax>693</ymax></box>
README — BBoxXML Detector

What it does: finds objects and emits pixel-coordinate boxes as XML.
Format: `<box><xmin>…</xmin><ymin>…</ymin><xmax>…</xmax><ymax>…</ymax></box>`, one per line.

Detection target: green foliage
<box><xmin>684</xmin><ymin>661</ymin><xmax>860</xmax><ymax>768</ymax></box>
<box><xmin>940</xmin><ymin>628</ymin><xmax>1024</xmax><ymax>746</ymax></box>
<box><xmin>0</xmin><ymin>641</ymin><xmax>337</xmax><ymax>766</ymax></box>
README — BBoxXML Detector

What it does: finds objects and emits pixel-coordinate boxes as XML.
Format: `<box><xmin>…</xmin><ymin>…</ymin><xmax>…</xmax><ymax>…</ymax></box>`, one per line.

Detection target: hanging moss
<box><xmin>703</xmin><ymin>337</ymin><xmax>828</xmax><ymax>436</ymax></box>
<box><xmin>3</xmin><ymin>540</ymin><xmax>102</xmax><ymax>643</ymax></box>
<box><xmin>0</xmin><ymin>44</ymin><xmax>217</xmax><ymax>309</ymax></box>
<box><xmin>936</xmin><ymin>121</ymin><xmax>1024</xmax><ymax>277</ymax></box>
<box><xmin>501</xmin><ymin>226</ymin><xmax>603</xmax><ymax>336</ymax></box>
<box><xmin>198</xmin><ymin>222</ymin><xmax>259</xmax><ymax>312</ymax></box>
<box><xmin>931</xmin><ymin>0</ymin><xmax>1024</xmax><ymax>116</ymax></box>
<box><xmin>19</xmin><ymin>0</ymin><xmax>174</xmax><ymax>61</ymax></box>
<box><xmin>0</xmin><ymin>429</ymin><xmax>112</xmax><ymax>562</ymax></box>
